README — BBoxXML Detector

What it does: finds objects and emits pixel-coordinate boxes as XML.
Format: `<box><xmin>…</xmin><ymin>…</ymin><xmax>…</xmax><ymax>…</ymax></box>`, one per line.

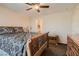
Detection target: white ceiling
<box><xmin>0</xmin><ymin>3</ymin><xmax>77</xmax><ymax>17</ymax></box>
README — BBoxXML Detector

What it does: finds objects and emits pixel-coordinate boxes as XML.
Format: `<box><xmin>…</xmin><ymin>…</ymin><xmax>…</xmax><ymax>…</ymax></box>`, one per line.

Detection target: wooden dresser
<box><xmin>67</xmin><ymin>34</ymin><xmax>79</xmax><ymax>56</ymax></box>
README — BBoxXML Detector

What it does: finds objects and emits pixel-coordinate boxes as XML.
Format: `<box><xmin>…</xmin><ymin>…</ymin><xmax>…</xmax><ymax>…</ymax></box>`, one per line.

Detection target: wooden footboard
<box><xmin>28</xmin><ymin>32</ymin><xmax>49</xmax><ymax>56</ymax></box>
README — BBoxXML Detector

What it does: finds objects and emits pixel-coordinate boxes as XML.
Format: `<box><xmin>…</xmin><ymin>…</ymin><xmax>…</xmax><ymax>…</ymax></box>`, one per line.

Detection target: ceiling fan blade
<box><xmin>40</xmin><ymin>5</ymin><xmax>49</xmax><ymax>8</ymax></box>
<box><xmin>26</xmin><ymin>3</ymin><xmax>39</xmax><ymax>5</ymax></box>
<box><xmin>26</xmin><ymin>8</ymin><xmax>32</xmax><ymax>11</ymax></box>
<box><xmin>37</xmin><ymin>9</ymin><xmax>40</xmax><ymax>12</ymax></box>
<box><xmin>25</xmin><ymin>3</ymin><xmax>33</xmax><ymax>5</ymax></box>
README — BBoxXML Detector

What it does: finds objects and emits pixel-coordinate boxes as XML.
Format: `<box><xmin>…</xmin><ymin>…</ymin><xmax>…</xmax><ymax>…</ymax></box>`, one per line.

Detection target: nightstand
<box><xmin>48</xmin><ymin>35</ymin><xmax>59</xmax><ymax>45</ymax></box>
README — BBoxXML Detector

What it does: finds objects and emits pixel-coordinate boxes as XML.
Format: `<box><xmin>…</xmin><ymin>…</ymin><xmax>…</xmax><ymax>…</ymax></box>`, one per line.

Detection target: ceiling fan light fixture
<box><xmin>34</xmin><ymin>5</ymin><xmax>39</xmax><ymax>10</ymax></box>
<box><xmin>26</xmin><ymin>3</ymin><xmax>49</xmax><ymax>13</ymax></box>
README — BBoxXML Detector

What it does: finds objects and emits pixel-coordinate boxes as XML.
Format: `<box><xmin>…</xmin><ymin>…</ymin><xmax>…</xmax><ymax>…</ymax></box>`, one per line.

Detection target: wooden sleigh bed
<box><xmin>27</xmin><ymin>32</ymin><xmax>49</xmax><ymax>56</ymax></box>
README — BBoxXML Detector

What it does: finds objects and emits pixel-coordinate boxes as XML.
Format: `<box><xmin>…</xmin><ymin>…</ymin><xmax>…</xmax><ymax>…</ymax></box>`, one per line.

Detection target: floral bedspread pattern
<box><xmin>0</xmin><ymin>26</ymin><xmax>44</xmax><ymax>56</ymax></box>
<box><xmin>0</xmin><ymin>32</ymin><xmax>27</xmax><ymax>56</ymax></box>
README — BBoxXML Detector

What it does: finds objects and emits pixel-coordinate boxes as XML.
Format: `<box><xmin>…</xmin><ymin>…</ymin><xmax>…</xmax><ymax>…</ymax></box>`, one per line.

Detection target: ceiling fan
<box><xmin>25</xmin><ymin>3</ymin><xmax>49</xmax><ymax>13</ymax></box>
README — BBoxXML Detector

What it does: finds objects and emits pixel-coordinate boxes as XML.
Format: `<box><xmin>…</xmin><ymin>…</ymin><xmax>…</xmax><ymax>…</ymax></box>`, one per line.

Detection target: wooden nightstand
<box><xmin>48</xmin><ymin>35</ymin><xmax>59</xmax><ymax>45</ymax></box>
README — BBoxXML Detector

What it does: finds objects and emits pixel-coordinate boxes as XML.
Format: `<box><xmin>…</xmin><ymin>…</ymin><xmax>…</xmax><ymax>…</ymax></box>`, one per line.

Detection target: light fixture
<box><xmin>34</xmin><ymin>5</ymin><xmax>39</xmax><ymax>10</ymax></box>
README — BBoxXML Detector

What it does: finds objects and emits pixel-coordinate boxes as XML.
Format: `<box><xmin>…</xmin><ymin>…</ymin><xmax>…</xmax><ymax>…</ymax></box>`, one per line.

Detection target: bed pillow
<box><xmin>13</xmin><ymin>27</ymin><xmax>24</xmax><ymax>33</ymax></box>
<box><xmin>0</xmin><ymin>27</ymin><xmax>14</xmax><ymax>34</ymax></box>
<box><xmin>0</xmin><ymin>27</ymin><xmax>24</xmax><ymax>34</ymax></box>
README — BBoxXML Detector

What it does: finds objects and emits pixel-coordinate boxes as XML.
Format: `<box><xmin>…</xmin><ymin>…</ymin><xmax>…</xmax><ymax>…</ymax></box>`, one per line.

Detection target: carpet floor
<box><xmin>41</xmin><ymin>43</ymin><xmax>67</xmax><ymax>56</ymax></box>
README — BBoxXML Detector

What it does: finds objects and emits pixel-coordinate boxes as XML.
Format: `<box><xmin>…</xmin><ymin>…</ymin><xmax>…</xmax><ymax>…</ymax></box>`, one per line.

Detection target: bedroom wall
<box><xmin>31</xmin><ymin>11</ymin><xmax>73</xmax><ymax>44</ymax></box>
<box><xmin>72</xmin><ymin>4</ymin><xmax>79</xmax><ymax>34</ymax></box>
<box><xmin>0</xmin><ymin>5</ymin><xmax>31</xmax><ymax>31</ymax></box>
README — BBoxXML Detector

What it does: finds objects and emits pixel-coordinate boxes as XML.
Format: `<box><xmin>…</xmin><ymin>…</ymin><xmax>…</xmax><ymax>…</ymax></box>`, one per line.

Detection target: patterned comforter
<box><xmin>0</xmin><ymin>32</ymin><xmax>41</xmax><ymax>56</ymax></box>
<box><xmin>0</xmin><ymin>26</ymin><xmax>44</xmax><ymax>56</ymax></box>
<box><xmin>0</xmin><ymin>32</ymin><xmax>28</xmax><ymax>56</ymax></box>
<box><xmin>0</xmin><ymin>27</ymin><xmax>44</xmax><ymax>56</ymax></box>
